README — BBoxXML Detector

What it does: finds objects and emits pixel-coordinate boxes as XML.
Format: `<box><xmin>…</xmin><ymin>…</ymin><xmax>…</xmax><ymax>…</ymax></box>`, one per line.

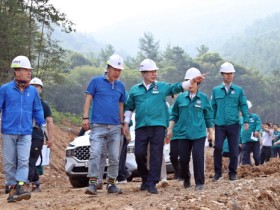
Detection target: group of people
<box><xmin>0</xmin><ymin>56</ymin><xmax>53</xmax><ymax>202</ymax></box>
<box><xmin>1</xmin><ymin>53</ymin><xmax>278</xmax><ymax>203</ymax></box>
<box><xmin>81</xmin><ymin>53</ymin><xmax>252</xmax><ymax>195</ymax></box>
<box><xmin>221</xmin><ymin>103</ymin><xmax>280</xmax><ymax>168</ymax></box>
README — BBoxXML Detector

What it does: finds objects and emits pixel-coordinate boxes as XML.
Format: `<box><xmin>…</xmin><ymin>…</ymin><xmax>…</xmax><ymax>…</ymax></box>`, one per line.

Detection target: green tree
<box><xmin>68</xmin><ymin>52</ymin><xmax>92</xmax><ymax>69</ymax></box>
<box><xmin>99</xmin><ymin>44</ymin><xmax>115</xmax><ymax>67</ymax></box>
<box><xmin>196</xmin><ymin>45</ymin><xmax>209</xmax><ymax>57</ymax></box>
<box><xmin>0</xmin><ymin>0</ymin><xmax>74</xmax><ymax>85</ymax></box>
<box><xmin>138</xmin><ymin>32</ymin><xmax>160</xmax><ymax>62</ymax></box>
<box><xmin>161</xmin><ymin>45</ymin><xmax>193</xmax><ymax>83</ymax></box>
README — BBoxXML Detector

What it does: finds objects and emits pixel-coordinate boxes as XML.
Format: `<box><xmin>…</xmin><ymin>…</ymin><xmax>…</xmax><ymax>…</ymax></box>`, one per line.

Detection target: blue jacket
<box><xmin>0</xmin><ymin>81</ymin><xmax>45</xmax><ymax>135</ymax></box>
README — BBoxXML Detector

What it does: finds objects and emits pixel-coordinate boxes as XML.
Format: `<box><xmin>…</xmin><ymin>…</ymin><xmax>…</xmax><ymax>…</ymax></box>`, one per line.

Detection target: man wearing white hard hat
<box><xmin>82</xmin><ymin>54</ymin><xmax>126</xmax><ymax>195</ymax></box>
<box><xmin>28</xmin><ymin>77</ymin><xmax>54</xmax><ymax>192</ymax></box>
<box><xmin>123</xmin><ymin>59</ymin><xmax>205</xmax><ymax>194</ymax></box>
<box><xmin>0</xmin><ymin>55</ymin><xmax>46</xmax><ymax>202</ymax></box>
<box><xmin>240</xmin><ymin>100</ymin><xmax>261</xmax><ymax>166</ymax></box>
<box><xmin>166</xmin><ymin>67</ymin><xmax>214</xmax><ymax>191</ymax></box>
<box><xmin>211</xmin><ymin>62</ymin><xmax>249</xmax><ymax>182</ymax></box>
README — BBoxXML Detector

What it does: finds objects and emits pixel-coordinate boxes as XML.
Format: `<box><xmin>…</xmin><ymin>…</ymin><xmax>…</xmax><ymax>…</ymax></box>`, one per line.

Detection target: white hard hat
<box><xmin>247</xmin><ymin>100</ymin><xmax>252</xmax><ymax>109</ymax></box>
<box><xmin>106</xmin><ymin>54</ymin><xmax>124</xmax><ymax>70</ymax></box>
<box><xmin>11</xmin><ymin>55</ymin><xmax>33</xmax><ymax>69</ymax></box>
<box><xmin>139</xmin><ymin>59</ymin><xmax>159</xmax><ymax>71</ymax></box>
<box><xmin>219</xmin><ymin>62</ymin><xmax>235</xmax><ymax>73</ymax></box>
<box><xmin>184</xmin><ymin>67</ymin><xmax>201</xmax><ymax>80</ymax></box>
<box><xmin>30</xmin><ymin>77</ymin><xmax>43</xmax><ymax>87</ymax></box>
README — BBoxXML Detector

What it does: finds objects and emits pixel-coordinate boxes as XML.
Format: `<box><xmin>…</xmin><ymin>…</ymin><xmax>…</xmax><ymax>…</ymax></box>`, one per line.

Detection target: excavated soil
<box><xmin>1</xmin><ymin>121</ymin><xmax>280</xmax><ymax>210</ymax></box>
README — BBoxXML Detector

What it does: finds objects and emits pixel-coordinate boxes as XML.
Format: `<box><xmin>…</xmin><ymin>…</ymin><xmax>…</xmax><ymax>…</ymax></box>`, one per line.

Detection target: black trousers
<box><xmin>170</xmin><ymin>139</ymin><xmax>180</xmax><ymax>178</ymax></box>
<box><xmin>28</xmin><ymin>129</ymin><xmax>44</xmax><ymax>183</ymax></box>
<box><xmin>135</xmin><ymin>126</ymin><xmax>165</xmax><ymax>187</ymax></box>
<box><xmin>260</xmin><ymin>146</ymin><xmax>272</xmax><ymax>164</ymax></box>
<box><xmin>178</xmin><ymin>137</ymin><xmax>206</xmax><ymax>186</ymax></box>
<box><xmin>214</xmin><ymin>123</ymin><xmax>240</xmax><ymax>176</ymax></box>
<box><xmin>242</xmin><ymin>141</ymin><xmax>260</xmax><ymax>166</ymax></box>
<box><xmin>117</xmin><ymin>136</ymin><xmax>130</xmax><ymax>181</ymax></box>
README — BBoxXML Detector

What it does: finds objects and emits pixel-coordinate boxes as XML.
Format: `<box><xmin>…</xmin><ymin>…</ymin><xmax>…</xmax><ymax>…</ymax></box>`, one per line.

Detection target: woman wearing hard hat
<box><xmin>123</xmin><ymin>59</ymin><xmax>205</xmax><ymax>194</ymax></box>
<box><xmin>166</xmin><ymin>67</ymin><xmax>214</xmax><ymax>191</ymax></box>
<box><xmin>211</xmin><ymin>62</ymin><xmax>249</xmax><ymax>182</ymax></box>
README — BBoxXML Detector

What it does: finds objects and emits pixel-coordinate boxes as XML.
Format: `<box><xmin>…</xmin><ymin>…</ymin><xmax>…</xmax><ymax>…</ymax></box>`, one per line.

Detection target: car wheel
<box><xmin>69</xmin><ymin>177</ymin><xmax>89</xmax><ymax>188</ymax></box>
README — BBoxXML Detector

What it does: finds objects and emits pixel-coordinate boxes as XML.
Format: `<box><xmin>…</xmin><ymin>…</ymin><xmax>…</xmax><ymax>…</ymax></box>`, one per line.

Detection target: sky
<box><xmin>50</xmin><ymin>0</ymin><xmax>278</xmax><ymax>32</ymax></box>
<box><xmin>50</xmin><ymin>0</ymin><xmax>202</xmax><ymax>33</ymax></box>
<box><xmin>49</xmin><ymin>0</ymin><xmax>280</xmax><ymax>55</ymax></box>
<box><xmin>50</xmin><ymin>0</ymin><xmax>257</xmax><ymax>33</ymax></box>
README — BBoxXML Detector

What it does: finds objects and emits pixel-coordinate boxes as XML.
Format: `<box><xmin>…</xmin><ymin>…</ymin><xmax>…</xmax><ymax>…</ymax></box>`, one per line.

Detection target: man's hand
<box><xmin>46</xmin><ymin>139</ymin><xmax>53</xmax><ymax>148</ymax></box>
<box><xmin>254</xmin><ymin>132</ymin><xmax>259</xmax><ymax>138</ymax></box>
<box><xmin>82</xmin><ymin>119</ymin><xmax>90</xmax><ymax>131</ymax></box>
<box><xmin>207</xmin><ymin>127</ymin><xmax>215</xmax><ymax>147</ymax></box>
<box><xmin>191</xmin><ymin>74</ymin><xmax>206</xmax><ymax>84</ymax></box>
<box><xmin>208</xmin><ymin>140</ymin><xmax>213</xmax><ymax>147</ymax></box>
<box><xmin>41</xmin><ymin>125</ymin><xmax>52</xmax><ymax>148</ymax></box>
<box><xmin>244</xmin><ymin>123</ymin><xmax>249</xmax><ymax>130</ymax></box>
<box><xmin>123</xmin><ymin>123</ymin><xmax>130</xmax><ymax>139</ymax></box>
<box><xmin>165</xmin><ymin>127</ymin><xmax>173</xmax><ymax>144</ymax></box>
<box><xmin>274</xmin><ymin>141</ymin><xmax>280</xmax><ymax>146</ymax></box>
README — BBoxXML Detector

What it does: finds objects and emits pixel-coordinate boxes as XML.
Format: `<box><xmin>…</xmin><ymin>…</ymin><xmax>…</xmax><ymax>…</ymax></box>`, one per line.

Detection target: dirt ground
<box><xmin>1</xmin><ymin>121</ymin><xmax>280</xmax><ymax>210</ymax></box>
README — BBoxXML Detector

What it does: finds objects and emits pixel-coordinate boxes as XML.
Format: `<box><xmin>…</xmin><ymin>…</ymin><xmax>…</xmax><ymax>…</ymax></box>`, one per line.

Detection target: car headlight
<box><xmin>65</xmin><ymin>149</ymin><xmax>75</xmax><ymax>157</ymax></box>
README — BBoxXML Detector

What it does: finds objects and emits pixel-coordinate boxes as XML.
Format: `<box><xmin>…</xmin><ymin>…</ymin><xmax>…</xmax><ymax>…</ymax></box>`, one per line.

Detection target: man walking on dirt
<box><xmin>0</xmin><ymin>55</ymin><xmax>46</xmax><ymax>202</ymax></box>
<box><xmin>123</xmin><ymin>59</ymin><xmax>205</xmax><ymax>194</ymax></box>
<box><xmin>82</xmin><ymin>54</ymin><xmax>126</xmax><ymax>195</ymax></box>
<box><xmin>211</xmin><ymin>62</ymin><xmax>249</xmax><ymax>182</ymax></box>
<box><xmin>28</xmin><ymin>77</ymin><xmax>54</xmax><ymax>192</ymax></box>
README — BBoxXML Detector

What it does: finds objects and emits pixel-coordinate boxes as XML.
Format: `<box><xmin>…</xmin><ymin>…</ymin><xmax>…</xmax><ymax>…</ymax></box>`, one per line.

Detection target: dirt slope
<box><xmin>1</xmin><ymin>122</ymin><xmax>280</xmax><ymax>210</ymax></box>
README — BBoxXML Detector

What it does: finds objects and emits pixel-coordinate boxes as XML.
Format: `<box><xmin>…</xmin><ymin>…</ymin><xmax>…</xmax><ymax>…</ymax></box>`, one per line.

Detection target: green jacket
<box><xmin>126</xmin><ymin>81</ymin><xmax>183</xmax><ymax>129</ymax></box>
<box><xmin>241</xmin><ymin>113</ymin><xmax>261</xmax><ymax>143</ymax></box>
<box><xmin>272</xmin><ymin>131</ymin><xmax>280</xmax><ymax>148</ymax></box>
<box><xmin>211</xmin><ymin>83</ymin><xmax>249</xmax><ymax>126</ymax></box>
<box><xmin>170</xmin><ymin>91</ymin><xmax>214</xmax><ymax>140</ymax></box>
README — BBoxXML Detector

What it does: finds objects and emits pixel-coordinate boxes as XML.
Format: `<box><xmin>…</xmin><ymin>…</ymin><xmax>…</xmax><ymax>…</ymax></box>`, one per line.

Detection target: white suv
<box><xmin>64</xmin><ymin>119</ymin><xmax>173</xmax><ymax>188</ymax></box>
<box><xmin>64</xmin><ymin>130</ymin><xmax>139</xmax><ymax>188</ymax></box>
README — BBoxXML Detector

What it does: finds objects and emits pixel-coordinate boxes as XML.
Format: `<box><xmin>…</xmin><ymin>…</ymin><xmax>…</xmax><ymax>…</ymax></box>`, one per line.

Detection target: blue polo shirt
<box><xmin>86</xmin><ymin>75</ymin><xmax>126</xmax><ymax>125</ymax></box>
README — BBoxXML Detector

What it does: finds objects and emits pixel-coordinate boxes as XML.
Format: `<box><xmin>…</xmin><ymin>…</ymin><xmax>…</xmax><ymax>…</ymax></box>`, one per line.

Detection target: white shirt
<box><xmin>223</xmin><ymin>82</ymin><xmax>232</xmax><ymax>93</ymax></box>
<box><xmin>262</xmin><ymin>129</ymin><xmax>273</xmax><ymax>146</ymax></box>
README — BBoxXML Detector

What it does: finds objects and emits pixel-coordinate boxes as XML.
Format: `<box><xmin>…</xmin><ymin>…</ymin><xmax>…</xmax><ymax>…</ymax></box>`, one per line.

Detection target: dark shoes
<box><xmin>140</xmin><ymin>183</ymin><xmax>158</xmax><ymax>194</ymax></box>
<box><xmin>85</xmin><ymin>183</ymin><xmax>122</xmax><ymax>194</ymax></box>
<box><xmin>183</xmin><ymin>179</ymin><xmax>191</xmax><ymax>188</ymax></box>
<box><xmin>212</xmin><ymin>173</ymin><xmax>222</xmax><ymax>182</ymax></box>
<box><xmin>212</xmin><ymin>173</ymin><xmax>237</xmax><ymax>181</ymax></box>
<box><xmin>7</xmin><ymin>184</ymin><xmax>31</xmax><ymax>203</ymax></box>
<box><xmin>229</xmin><ymin>174</ymin><xmax>237</xmax><ymax>181</ymax></box>
<box><xmin>107</xmin><ymin>184</ymin><xmax>122</xmax><ymax>194</ymax></box>
<box><xmin>140</xmin><ymin>182</ymin><xmax>148</xmax><ymax>191</ymax></box>
<box><xmin>85</xmin><ymin>183</ymin><xmax>97</xmax><ymax>195</ymax></box>
<box><xmin>195</xmin><ymin>185</ymin><xmax>204</xmax><ymax>191</ymax></box>
<box><xmin>148</xmin><ymin>185</ymin><xmax>158</xmax><ymax>194</ymax></box>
